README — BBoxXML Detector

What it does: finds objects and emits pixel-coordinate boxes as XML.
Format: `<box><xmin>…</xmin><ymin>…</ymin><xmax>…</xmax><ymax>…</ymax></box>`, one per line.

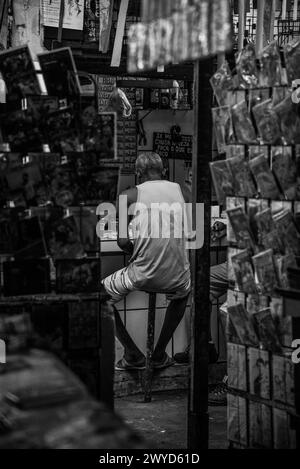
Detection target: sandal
<box><xmin>115</xmin><ymin>357</ymin><xmax>146</xmax><ymax>371</ymax></box>
<box><xmin>152</xmin><ymin>354</ymin><xmax>175</xmax><ymax>370</ymax></box>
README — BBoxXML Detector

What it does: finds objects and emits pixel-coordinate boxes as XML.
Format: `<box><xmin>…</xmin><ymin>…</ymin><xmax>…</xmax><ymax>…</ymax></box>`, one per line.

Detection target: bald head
<box><xmin>136</xmin><ymin>152</ymin><xmax>164</xmax><ymax>182</ymax></box>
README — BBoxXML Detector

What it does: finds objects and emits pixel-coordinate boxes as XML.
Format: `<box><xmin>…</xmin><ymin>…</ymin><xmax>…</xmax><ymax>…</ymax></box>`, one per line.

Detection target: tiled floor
<box><xmin>115</xmin><ymin>391</ymin><xmax>227</xmax><ymax>449</ymax></box>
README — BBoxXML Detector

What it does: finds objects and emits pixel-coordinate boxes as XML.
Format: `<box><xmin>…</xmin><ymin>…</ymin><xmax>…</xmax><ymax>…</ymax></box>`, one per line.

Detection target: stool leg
<box><xmin>144</xmin><ymin>293</ymin><xmax>156</xmax><ymax>403</ymax></box>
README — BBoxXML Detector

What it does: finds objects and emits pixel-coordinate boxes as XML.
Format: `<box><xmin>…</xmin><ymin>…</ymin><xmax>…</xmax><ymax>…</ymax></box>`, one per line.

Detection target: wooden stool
<box><xmin>144</xmin><ymin>292</ymin><xmax>157</xmax><ymax>403</ymax></box>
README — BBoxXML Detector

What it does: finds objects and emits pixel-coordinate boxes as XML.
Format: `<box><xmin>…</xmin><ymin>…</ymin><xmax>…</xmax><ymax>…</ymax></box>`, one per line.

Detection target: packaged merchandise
<box><xmin>253</xmin><ymin>308</ymin><xmax>282</xmax><ymax>353</ymax></box>
<box><xmin>271</xmin><ymin>146</ymin><xmax>297</xmax><ymax>199</ymax></box>
<box><xmin>259</xmin><ymin>41</ymin><xmax>282</xmax><ymax>87</ymax></box>
<box><xmin>235</xmin><ymin>43</ymin><xmax>259</xmax><ymax>89</ymax></box>
<box><xmin>212</xmin><ymin>106</ymin><xmax>234</xmax><ymax>154</ymax></box>
<box><xmin>226</xmin><ymin>197</ymin><xmax>246</xmax><ymax>243</ymax></box>
<box><xmin>283</xmin><ymin>39</ymin><xmax>300</xmax><ymax>85</ymax></box>
<box><xmin>249</xmin><ymin>154</ymin><xmax>280</xmax><ymax>199</ymax></box>
<box><xmin>273</xmin><ymin>209</ymin><xmax>300</xmax><ymax>255</ymax></box>
<box><xmin>227</xmin><ymin>303</ymin><xmax>259</xmax><ymax>347</ymax></box>
<box><xmin>231</xmin><ymin>249</ymin><xmax>257</xmax><ymax>294</ymax></box>
<box><xmin>210</xmin><ymin>159</ymin><xmax>235</xmax><ymax>205</ymax></box>
<box><xmin>227</xmin><ymin>155</ymin><xmax>256</xmax><ymax>197</ymax></box>
<box><xmin>274</xmin><ymin>95</ymin><xmax>300</xmax><ymax>145</ymax></box>
<box><xmin>210</xmin><ymin>61</ymin><xmax>233</xmax><ymax>107</ymax></box>
<box><xmin>274</xmin><ymin>253</ymin><xmax>297</xmax><ymax>289</ymax></box>
<box><xmin>226</xmin><ymin>205</ymin><xmax>255</xmax><ymax>251</ymax></box>
<box><xmin>252</xmin><ymin>99</ymin><xmax>281</xmax><ymax>145</ymax></box>
<box><xmin>255</xmin><ymin>208</ymin><xmax>281</xmax><ymax>252</ymax></box>
<box><xmin>248</xmin><ymin>198</ymin><xmax>269</xmax><ymax>246</ymax></box>
<box><xmin>231</xmin><ymin>101</ymin><xmax>257</xmax><ymax>144</ymax></box>
<box><xmin>252</xmin><ymin>249</ymin><xmax>278</xmax><ymax>295</ymax></box>
<box><xmin>248</xmin><ymin>145</ymin><xmax>269</xmax><ymax>160</ymax></box>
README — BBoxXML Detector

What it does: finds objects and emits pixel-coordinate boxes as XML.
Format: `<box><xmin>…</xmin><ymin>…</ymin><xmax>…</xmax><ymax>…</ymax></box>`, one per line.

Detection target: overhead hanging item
<box><xmin>282</xmin><ymin>0</ymin><xmax>287</xmax><ymax>19</ymax></box>
<box><xmin>111</xmin><ymin>0</ymin><xmax>129</xmax><ymax>67</ymax></box>
<box><xmin>293</xmin><ymin>0</ymin><xmax>298</xmax><ymax>21</ymax></box>
<box><xmin>128</xmin><ymin>0</ymin><xmax>232</xmax><ymax>73</ymax></box>
<box><xmin>99</xmin><ymin>0</ymin><xmax>114</xmax><ymax>53</ymax></box>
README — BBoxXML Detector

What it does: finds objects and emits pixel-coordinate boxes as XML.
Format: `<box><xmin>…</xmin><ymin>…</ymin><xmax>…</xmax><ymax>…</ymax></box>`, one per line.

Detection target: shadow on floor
<box><xmin>115</xmin><ymin>391</ymin><xmax>227</xmax><ymax>449</ymax></box>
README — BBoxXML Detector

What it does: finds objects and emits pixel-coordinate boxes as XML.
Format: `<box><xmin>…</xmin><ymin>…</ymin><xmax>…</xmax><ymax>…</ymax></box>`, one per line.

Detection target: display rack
<box><xmin>224</xmin><ymin>136</ymin><xmax>300</xmax><ymax>448</ymax></box>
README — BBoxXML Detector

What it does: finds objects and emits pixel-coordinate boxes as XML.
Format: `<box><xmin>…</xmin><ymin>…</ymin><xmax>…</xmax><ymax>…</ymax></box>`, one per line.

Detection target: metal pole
<box><xmin>256</xmin><ymin>0</ymin><xmax>265</xmax><ymax>56</ymax></box>
<box><xmin>238</xmin><ymin>0</ymin><xmax>246</xmax><ymax>51</ymax></box>
<box><xmin>188</xmin><ymin>58</ymin><xmax>213</xmax><ymax>450</ymax></box>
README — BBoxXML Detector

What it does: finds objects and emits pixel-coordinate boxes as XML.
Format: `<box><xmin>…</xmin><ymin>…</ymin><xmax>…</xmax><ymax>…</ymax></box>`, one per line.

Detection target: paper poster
<box><xmin>12</xmin><ymin>0</ymin><xmax>44</xmax><ymax>54</ymax></box>
<box><xmin>41</xmin><ymin>0</ymin><xmax>84</xmax><ymax>31</ymax></box>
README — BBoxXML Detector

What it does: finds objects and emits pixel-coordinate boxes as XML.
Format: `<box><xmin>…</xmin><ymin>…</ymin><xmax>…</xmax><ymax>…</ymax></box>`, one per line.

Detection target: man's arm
<box><xmin>117</xmin><ymin>187</ymin><xmax>137</xmax><ymax>256</ymax></box>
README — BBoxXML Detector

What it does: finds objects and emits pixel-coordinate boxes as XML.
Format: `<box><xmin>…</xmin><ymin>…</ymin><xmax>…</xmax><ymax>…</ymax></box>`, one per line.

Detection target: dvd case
<box><xmin>253</xmin><ymin>308</ymin><xmax>282</xmax><ymax>353</ymax></box>
<box><xmin>227</xmin><ymin>205</ymin><xmax>255</xmax><ymax>251</ymax></box>
<box><xmin>252</xmin><ymin>249</ymin><xmax>278</xmax><ymax>295</ymax></box>
<box><xmin>249</xmin><ymin>154</ymin><xmax>280</xmax><ymax>199</ymax></box>
<box><xmin>231</xmin><ymin>100</ymin><xmax>257</xmax><ymax>144</ymax></box>
<box><xmin>231</xmin><ymin>249</ymin><xmax>257</xmax><ymax>294</ymax></box>
<box><xmin>227</xmin><ymin>303</ymin><xmax>259</xmax><ymax>347</ymax></box>
<box><xmin>255</xmin><ymin>208</ymin><xmax>281</xmax><ymax>252</ymax></box>
<box><xmin>271</xmin><ymin>146</ymin><xmax>297</xmax><ymax>200</ymax></box>
<box><xmin>273</xmin><ymin>209</ymin><xmax>300</xmax><ymax>255</ymax></box>
<box><xmin>227</xmin><ymin>155</ymin><xmax>256</xmax><ymax>197</ymax></box>
<box><xmin>252</xmin><ymin>99</ymin><xmax>281</xmax><ymax>145</ymax></box>
<box><xmin>210</xmin><ymin>159</ymin><xmax>235</xmax><ymax>205</ymax></box>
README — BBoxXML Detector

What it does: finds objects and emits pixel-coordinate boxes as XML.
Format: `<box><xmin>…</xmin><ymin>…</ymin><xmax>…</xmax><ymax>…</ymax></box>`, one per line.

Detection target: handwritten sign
<box><xmin>153</xmin><ymin>132</ymin><xmax>192</xmax><ymax>160</ymax></box>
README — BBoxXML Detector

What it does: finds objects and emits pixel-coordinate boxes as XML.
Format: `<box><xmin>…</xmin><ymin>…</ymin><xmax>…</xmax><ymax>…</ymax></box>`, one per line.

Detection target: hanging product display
<box><xmin>210</xmin><ymin>27</ymin><xmax>300</xmax><ymax>449</ymax></box>
<box><xmin>127</xmin><ymin>0</ymin><xmax>232</xmax><ymax>72</ymax></box>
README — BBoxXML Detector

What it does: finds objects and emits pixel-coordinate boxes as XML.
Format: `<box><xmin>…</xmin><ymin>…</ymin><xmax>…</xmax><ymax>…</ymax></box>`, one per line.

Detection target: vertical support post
<box><xmin>238</xmin><ymin>0</ymin><xmax>246</xmax><ymax>51</ymax></box>
<box><xmin>256</xmin><ymin>0</ymin><xmax>265</xmax><ymax>56</ymax></box>
<box><xmin>268</xmin><ymin>0</ymin><xmax>276</xmax><ymax>42</ymax></box>
<box><xmin>293</xmin><ymin>0</ymin><xmax>298</xmax><ymax>21</ymax></box>
<box><xmin>111</xmin><ymin>0</ymin><xmax>129</xmax><ymax>67</ymax></box>
<box><xmin>144</xmin><ymin>293</ymin><xmax>156</xmax><ymax>403</ymax></box>
<box><xmin>188</xmin><ymin>58</ymin><xmax>213</xmax><ymax>450</ymax></box>
<box><xmin>57</xmin><ymin>0</ymin><xmax>64</xmax><ymax>43</ymax></box>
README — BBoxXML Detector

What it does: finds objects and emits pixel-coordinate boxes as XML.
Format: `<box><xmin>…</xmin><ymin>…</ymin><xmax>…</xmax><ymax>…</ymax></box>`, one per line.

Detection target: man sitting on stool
<box><xmin>102</xmin><ymin>152</ymin><xmax>191</xmax><ymax>370</ymax></box>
